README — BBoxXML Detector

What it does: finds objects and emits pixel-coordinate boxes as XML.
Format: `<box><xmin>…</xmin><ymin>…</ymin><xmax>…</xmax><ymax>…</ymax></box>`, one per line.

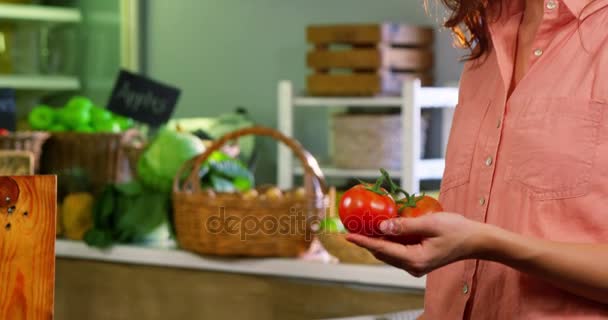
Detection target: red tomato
<box><xmin>400</xmin><ymin>195</ymin><xmax>443</xmax><ymax>218</ymax></box>
<box><xmin>0</xmin><ymin>128</ymin><xmax>9</xmax><ymax>136</ymax></box>
<box><xmin>388</xmin><ymin>194</ymin><xmax>443</xmax><ymax>244</ymax></box>
<box><xmin>339</xmin><ymin>184</ymin><xmax>398</xmax><ymax>237</ymax></box>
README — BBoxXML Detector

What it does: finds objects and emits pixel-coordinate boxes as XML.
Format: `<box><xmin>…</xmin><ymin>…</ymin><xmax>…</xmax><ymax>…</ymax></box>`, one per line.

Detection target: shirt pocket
<box><xmin>504</xmin><ymin>97</ymin><xmax>604</xmax><ymax>200</ymax></box>
<box><xmin>440</xmin><ymin>98</ymin><xmax>491</xmax><ymax>194</ymax></box>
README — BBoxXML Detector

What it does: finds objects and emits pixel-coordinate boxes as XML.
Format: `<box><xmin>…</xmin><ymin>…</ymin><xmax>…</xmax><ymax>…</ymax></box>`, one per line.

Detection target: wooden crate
<box><xmin>308</xmin><ymin>70</ymin><xmax>433</xmax><ymax>96</ymax></box>
<box><xmin>306</xmin><ymin>23</ymin><xmax>434</xmax><ymax>96</ymax></box>
<box><xmin>307</xmin><ymin>46</ymin><xmax>433</xmax><ymax>71</ymax></box>
<box><xmin>307</xmin><ymin>23</ymin><xmax>434</xmax><ymax>46</ymax></box>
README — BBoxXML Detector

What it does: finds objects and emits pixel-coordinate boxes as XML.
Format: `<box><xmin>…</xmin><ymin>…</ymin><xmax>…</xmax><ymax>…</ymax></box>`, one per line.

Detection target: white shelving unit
<box><xmin>0</xmin><ymin>75</ymin><xmax>80</xmax><ymax>91</ymax></box>
<box><xmin>0</xmin><ymin>3</ymin><xmax>82</xmax><ymax>93</ymax></box>
<box><xmin>277</xmin><ymin>80</ymin><xmax>459</xmax><ymax>193</ymax></box>
<box><xmin>0</xmin><ymin>3</ymin><xmax>82</xmax><ymax>24</ymax></box>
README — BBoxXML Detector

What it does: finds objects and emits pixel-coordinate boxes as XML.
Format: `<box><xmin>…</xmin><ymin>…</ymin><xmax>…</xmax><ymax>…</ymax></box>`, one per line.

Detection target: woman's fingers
<box><xmin>346</xmin><ymin>233</ymin><xmax>409</xmax><ymax>260</ymax></box>
<box><xmin>347</xmin><ymin>234</ymin><xmax>431</xmax><ymax>277</ymax></box>
<box><xmin>379</xmin><ymin>216</ymin><xmax>438</xmax><ymax>237</ymax></box>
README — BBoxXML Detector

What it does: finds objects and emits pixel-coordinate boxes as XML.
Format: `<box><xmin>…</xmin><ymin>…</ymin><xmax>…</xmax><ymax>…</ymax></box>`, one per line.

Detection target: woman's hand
<box><xmin>346</xmin><ymin>212</ymin><xmax>486</xmax><ymax>277</ymax></box>
<box><xmin>348</xmin><ymin>212</ymin><xmax>608</xmax><ymax>304</ymax></box>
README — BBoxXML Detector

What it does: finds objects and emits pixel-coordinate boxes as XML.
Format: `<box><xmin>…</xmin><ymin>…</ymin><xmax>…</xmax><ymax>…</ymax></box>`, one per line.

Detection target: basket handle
<box><xmin>119</xmin><ymin>128</ymin><xmax>146</xmax><ymax>148</ymax></box>
<box><xmin>175</xmin><ymin>126</ymin><xmax>328</xmax><ymax>194</ymax></box>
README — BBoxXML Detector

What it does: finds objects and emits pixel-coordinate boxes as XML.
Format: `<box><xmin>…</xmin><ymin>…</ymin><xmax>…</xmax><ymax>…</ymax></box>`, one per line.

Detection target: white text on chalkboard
<box><xmin>117</xmin><ymin>81</ymin><xmax>169</xmax><ymax>115</ymax></box>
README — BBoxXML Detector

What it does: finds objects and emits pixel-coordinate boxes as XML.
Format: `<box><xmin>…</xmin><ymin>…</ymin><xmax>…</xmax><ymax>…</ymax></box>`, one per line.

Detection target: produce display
<box><xmin>79</xmin><ymin>126</ymin><xmax>257</xmax><ymax>249</ymax></box>
<box><xmin>28</xmin><ymin>96</ymin><xmax>134</xmax><ymax>133</ymax></box>
<box><xmin>338</xmin><ymin>169</ymin><xmax>443</xmax><ymax>238</ymax></box>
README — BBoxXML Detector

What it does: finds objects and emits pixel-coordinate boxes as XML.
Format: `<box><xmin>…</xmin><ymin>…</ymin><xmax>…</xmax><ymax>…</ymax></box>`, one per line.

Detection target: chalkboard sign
<box><xmin>0</xmin><ymin>89</ymin><xmax>16</xmax><ymax>131</ymax></box>
<box><xmin>106</xmin><ymin>70</ymin><xmax>181</xmax><ymax>127</ymax></box>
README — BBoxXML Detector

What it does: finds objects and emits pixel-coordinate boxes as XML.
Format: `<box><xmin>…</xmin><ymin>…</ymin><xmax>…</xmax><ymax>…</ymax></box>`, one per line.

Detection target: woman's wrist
<box><xmin>471</xmin><ymin>222</ymin><xmax>540</xmax><ymax>267</ymax></box>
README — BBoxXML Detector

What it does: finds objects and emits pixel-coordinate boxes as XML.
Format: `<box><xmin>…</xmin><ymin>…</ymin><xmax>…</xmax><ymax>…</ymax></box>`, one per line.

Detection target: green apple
<box><xmin>113</xmin><ymin>115</ymin><xmax>134</xmax><ymax>131</ymax></box>
<box><xmin>49</xmin><ymin>124</ymin><xmax>67</xmax><ymax>132</ymax></box>
<box><xmin>90</xmin><ymin>106</ymin><xmax>112</xmax><ymax>123</ymax></box>
<box><xmin>75</xmin><ymin>125</ymin><xmax>95</xmax><ymax>133</ymax></box>
<box><xmin>58</xmin><ymin>107</ymin><xmax>91</xmax><ymax>129</ymax></box>
<box><xmin>28</xmin><ymin>105</ymin><xmax>56</xmax><ymax>130</ymax></box>
<box><xmin>319</xmin><ymin>217</ymin><xmax>346</xmax><ymax>233</ymax></box>
<box><xmin>65</xmin><ymin>96</ymin><xmax>93</xmax><ymax>112</ymax></box>
<box><xmin>94</xmin><ymin>119</ymin><xmax>121</xmax><ymax>133</ymax></box>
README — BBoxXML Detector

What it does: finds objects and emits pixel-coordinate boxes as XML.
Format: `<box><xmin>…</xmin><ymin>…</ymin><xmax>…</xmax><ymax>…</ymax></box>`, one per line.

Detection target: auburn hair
<box><xmin>433</xmin><ymin>0</ymin><xmax>497</xmax><ymax>60</ymax></box>
<box><xmin>436</xmin><ymin>0</ymin><xmax>599</xmax><ymax>60</ymax></box>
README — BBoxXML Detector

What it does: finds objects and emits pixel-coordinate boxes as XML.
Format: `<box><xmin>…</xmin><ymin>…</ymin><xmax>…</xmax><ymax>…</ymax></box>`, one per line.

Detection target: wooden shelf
<box><xmin>0</xmin><ymin>3</ymin><xmax>81</xmax><ymax>23</ymax></box>
<box><xmin>294</xmin><ymin>87</ymin><xmax>459</xmax><ymax>108</ymax></box>
<box><xmin>0</xmin><ymin>75</ymin><xmax>80</xmax><ymax>91</ymax></box>
<box><xmin>55</xmin><ymin>239</ymin><xmax>426</xmax><ymax>290</ymax></box>
<box><xmin>294</xmin><ymin>159</ymin><xmax>445</xmax><ymax>181</ymax></box>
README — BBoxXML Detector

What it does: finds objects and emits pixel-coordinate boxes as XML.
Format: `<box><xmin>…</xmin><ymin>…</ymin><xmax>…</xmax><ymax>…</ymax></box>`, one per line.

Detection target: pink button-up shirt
<box><xmin>425</xmin><ymin>0</ymin><xmax>608</xmax><ymax>318</ymax></box>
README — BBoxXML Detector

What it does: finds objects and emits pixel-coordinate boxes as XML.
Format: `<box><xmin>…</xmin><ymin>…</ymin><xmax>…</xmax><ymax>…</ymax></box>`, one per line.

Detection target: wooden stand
<box><xmin>0</xmin><ymin>176</ymin><xmax>57</xmax><ymax>320</ymax></box>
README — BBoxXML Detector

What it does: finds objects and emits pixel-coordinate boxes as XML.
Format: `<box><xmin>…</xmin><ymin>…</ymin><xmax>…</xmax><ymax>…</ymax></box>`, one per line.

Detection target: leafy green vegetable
<box><xmin>198</xmin><ymin>151</ymin><xmax>254</xmax><ymax>193</ymax></box>
<box><xmin>210</xmin><ymin>175</ymin><xmax>236</xmax><ymax>193</ymax></box>
<box><xmin>84</xmin><ymin>180</ymin><xmax>171</xmax><ymax>248</ymax></box>
<box><xmin>137</xmin><ymin>128</ymin><xmax>206</xmax><ymax>192</ymax></box>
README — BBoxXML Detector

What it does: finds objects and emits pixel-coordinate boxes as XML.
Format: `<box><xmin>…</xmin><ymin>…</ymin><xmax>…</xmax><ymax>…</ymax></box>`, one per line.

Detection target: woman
<box><xmin>347</xmin><ymin>0</ymin><xmax>608</xmax><ymax>318</ymax></box>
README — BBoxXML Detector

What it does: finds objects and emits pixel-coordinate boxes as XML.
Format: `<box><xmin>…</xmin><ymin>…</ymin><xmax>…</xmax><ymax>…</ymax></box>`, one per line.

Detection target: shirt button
<box><xmin>546</xmin><ymin>0</ymin><xmax>557</xmax><ymax>10</ymax></box>
<box><xmin>463</xmin><ymin>283</ymin><xmax>469</xmax><ymax>294</ymax></box>
<box><xmin>497</xmin><ymin>119</ymin><xmax>502</xmax><ymax>128</ymax></box>
<box><xmin>534</xmin><ymin>49</ymin><xmax>544</xmax><ymax>57</ymax></box>
<box><xmin>485</xmin><ymin>156</ymin><xmax>493</xmax><ymax>167</ymax></box>
<box><xmin>479</xmin><ymin>197</ymin><xmax>486</xmax><ymax>206</ymax></box>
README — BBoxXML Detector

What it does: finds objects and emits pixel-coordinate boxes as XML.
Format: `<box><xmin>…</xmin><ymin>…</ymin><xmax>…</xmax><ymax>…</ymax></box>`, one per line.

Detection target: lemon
<box><xmin>61</xmin><ymin>192</ymin><xmax>95</xmax><ymax>240</ymax></box>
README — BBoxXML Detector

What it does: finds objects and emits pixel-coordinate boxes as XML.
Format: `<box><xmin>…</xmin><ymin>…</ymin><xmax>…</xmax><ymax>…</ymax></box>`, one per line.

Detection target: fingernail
<box><xmin>380</xmin><ymin>220</ymin><xmax>393</xmax><ymax>233</ymax></box>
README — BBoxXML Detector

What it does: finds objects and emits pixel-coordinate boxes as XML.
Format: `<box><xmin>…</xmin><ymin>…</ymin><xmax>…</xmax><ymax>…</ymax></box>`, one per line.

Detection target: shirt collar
<box><xmin>495</xmin><ymin>0</ymin><xmax>608</xmax><ymax>21</ymax></box>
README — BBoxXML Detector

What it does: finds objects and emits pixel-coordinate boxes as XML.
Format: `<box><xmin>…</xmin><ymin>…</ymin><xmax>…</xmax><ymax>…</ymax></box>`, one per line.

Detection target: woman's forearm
<box><xmin>477</xmin><ymin>224</ymin><xmax>608</xmax><ymax>304</ymax></box>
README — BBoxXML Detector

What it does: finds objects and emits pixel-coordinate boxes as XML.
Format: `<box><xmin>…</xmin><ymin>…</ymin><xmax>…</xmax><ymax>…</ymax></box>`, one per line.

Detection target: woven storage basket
<box><xmin>0</xmin><ymin>150</ymin><xmax>34</xmax><ymax>175</ymax></box>
<box><xmin>173</xmin><ymin>126</ymin><xmax>331</xmax><ymax>258</ymax></box>
<box><xmin>0</xmin><ymin>131</ymin><xmax>50</xmax><ymax>172</ymax></box>
<box><xmin>317</xmin><ymin>232</ymin><xmax>382</xmax><ymax>265</ymax></box>
<box><xmin>40</xmin><ymin>129</ymin><xmax>141</xmax><ymax>194</ymax></box>
<box><xmin>331</xmin><ymin>112</ymin><xmax>429</xmax><ymax>170</ymax></box>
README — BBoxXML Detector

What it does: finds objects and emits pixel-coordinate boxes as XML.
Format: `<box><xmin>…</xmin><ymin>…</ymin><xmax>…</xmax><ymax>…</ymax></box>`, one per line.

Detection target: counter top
<box><xmin>55</xmin><ymin>239</ymin><xmax>426</xmax><ymax>290</ymax></box>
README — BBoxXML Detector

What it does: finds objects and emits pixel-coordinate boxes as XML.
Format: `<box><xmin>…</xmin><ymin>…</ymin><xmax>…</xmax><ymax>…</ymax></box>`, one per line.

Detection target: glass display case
<box><xmin>0</xmin><ymin>0</ymin><xmax>140</xmax><ymax>121</ymax></box>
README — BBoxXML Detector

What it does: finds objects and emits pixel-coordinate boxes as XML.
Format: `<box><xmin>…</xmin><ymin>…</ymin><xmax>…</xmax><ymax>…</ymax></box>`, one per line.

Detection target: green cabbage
<box><xmin>137</xmin><ymin>128</ymin><xmax>206</xmax><ymax>192</ymax></box>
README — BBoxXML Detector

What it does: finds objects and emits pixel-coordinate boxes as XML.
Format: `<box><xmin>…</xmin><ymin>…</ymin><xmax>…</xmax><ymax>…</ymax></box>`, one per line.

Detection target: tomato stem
<box><xmin>358</xmin><ymin>177</ymin><xmax>388</xmax><ymax>196</ymax></box>
<box><xmin>378</xmin><ymin>168</ymin><xmax>426</xmax><ymax>211</ymax></box>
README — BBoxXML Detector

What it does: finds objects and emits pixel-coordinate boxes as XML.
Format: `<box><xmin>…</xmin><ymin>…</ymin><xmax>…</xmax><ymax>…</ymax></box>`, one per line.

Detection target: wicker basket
<box><xmin>40</xmin><ymin>129</ymin><xmax>142</xmax><ymax>194</ymax></box>
<box><xmin>331</xmin><ymin>112</ymin><xmax>429</xmax><ymax>170</ymax></box>
<box><xmin>317</xmin><ymin>232</ymin><xmax>383</xmax><ymax>265</ymax></box>
<box><xmin>0</xmin><ymin>150</ymin><xmax>34</xmax><ymax>175</ymax></box>
<box><xmin>173</xmin><ymin>126</ymin><xmax>331</xmax><ymax>258</ymax></box>
<box><xmin>0</xmin><ymin>131</ymin><xmax>50</xmax><ymax>172</ymax></box>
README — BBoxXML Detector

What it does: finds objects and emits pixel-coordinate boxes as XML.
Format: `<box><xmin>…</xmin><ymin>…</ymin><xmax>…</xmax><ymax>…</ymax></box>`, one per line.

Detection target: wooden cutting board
<box><xmin>0</xmin><ymin>176</ymin><xmax>57</xmax><ymax>320</ymax></box>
